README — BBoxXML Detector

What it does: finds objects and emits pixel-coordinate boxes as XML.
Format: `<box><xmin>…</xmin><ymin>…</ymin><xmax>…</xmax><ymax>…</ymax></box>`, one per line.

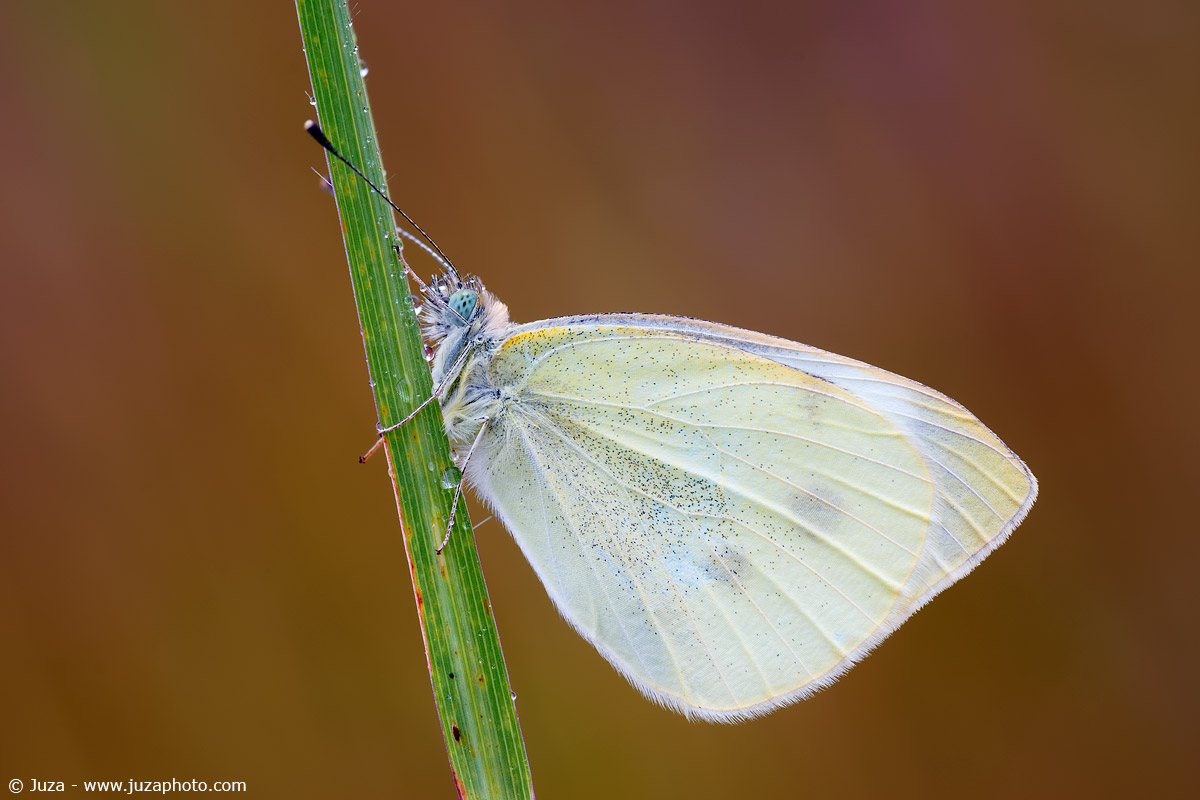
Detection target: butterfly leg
<box><xmin>391</xmin><ymin>241</ymin><xmax>433</xmax><ymax>295</ymax></box>
<box><xmin>437</xmin><ymin>417</ymin><xmax>490</xmax><ymax>553</ymax></box>
<box><xmin>358</xmin><ymin>390</ymin><xmax>440</xmax><ymax>463</ymax></box>
<box><xmin>358</xmin><ymin>437</ymin><xmax>386</xmax><ymax>464</ymax></box>
<box><xmin>359</xmin><ymin>343</ymin><xmax>478</xmax><ymax>463</ymax></box>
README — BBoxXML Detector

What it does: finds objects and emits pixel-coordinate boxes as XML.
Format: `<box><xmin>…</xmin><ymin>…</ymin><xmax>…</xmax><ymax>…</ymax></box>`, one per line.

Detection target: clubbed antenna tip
<box><xmin>302</xmin><ymin>120</ymin><xmax>459</xmax><ymax>279</ymax></box>
<box><xmin>305</xmin><ymin>120</ymin><xmax>335</xmax><ymax>152</ymax></box>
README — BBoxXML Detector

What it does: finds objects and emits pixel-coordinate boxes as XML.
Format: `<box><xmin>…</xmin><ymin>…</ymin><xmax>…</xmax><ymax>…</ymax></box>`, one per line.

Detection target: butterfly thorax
<box><xmin>420</xmin><ymin>272</ymin><xmax>512</xmax><ymax>448</ymax></box>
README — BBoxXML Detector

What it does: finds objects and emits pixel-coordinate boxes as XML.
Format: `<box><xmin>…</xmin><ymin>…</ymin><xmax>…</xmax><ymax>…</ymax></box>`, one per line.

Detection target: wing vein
<box><xmin>643</xmin><ymin>380</ymin><xmax>877</xmax><ymax>416</ymax></box>
<box><xmin>534</xmin><ymin>420</ymin><xmax>745</xmax><ymax>705</ymax></box>
<box><xmin>519</xmin><ymin>425</ymin><xmax>674</xmax><ymax>691</ymax></box>
<box><xmin>557</xmin><ymin>412</ymin><xmax>917</xmax><ymax>578</ymax></box>
<box><xmin>701</xmin><ymin>538</ymin><xmax>819</xmax><ymax>679</ymax></box>
<box><xmin>539</xmin><ymin>412</ymin><xmax>901</xmax><ymax>603</ymax></box>
<box><xmin>921</xmin><ymin>449</ymin><xmax>1006</xmax><ymax>522</ymax></box>
<box><xmin>685</xmin><ymin>424</ymin><xmax>921</xmax><ymax>556</ymax></box>
<box><xmin>697</xmin><ymin>511</ymin><xmax>881</xmax><ymax>626</ymax></box>
<box><xmin>532</xmin><ymin>391</ymin><xmax>930</xmax><ymax>483</ymax></box>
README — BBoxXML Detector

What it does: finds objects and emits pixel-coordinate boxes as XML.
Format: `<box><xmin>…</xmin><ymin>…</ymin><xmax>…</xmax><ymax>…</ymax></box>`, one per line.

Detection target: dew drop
<box><xmin>510</xmin><ymin>690</ymin><xmax>517</xmax><ymax>701</ymax></box>
<box><xmin>440</xmin><ymin>466</ymin><xmax>463</xmax><ymax>490</ymax></box>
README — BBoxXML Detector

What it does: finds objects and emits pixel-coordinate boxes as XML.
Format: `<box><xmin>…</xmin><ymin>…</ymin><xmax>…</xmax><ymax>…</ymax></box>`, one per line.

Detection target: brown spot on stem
<box><xmin>452</xmin><ymin>724</ymin><xmax>461</xmax><ymax>742</ymax></box>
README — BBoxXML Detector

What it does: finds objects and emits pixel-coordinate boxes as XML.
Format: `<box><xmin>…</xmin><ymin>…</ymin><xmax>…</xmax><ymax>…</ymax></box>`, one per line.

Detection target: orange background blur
<box><xmin>1</xmin><ymin>1</ymin><xmax>1196</xmax><ymax>797</ymax></box>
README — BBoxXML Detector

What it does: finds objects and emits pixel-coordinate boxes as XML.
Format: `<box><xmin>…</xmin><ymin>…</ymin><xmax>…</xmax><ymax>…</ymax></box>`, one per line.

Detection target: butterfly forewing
<box><xmin>590</xmin><ymin>315</ymin><xmax>1038</xmax><ymax>616</ymax></box>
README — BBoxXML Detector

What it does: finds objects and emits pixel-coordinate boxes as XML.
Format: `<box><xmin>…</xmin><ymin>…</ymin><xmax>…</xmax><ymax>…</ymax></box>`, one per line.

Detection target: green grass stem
<box><xmin>295</xmin><ymin>2</ymin><xmax>534</xmax><ymax>796</ymax></box>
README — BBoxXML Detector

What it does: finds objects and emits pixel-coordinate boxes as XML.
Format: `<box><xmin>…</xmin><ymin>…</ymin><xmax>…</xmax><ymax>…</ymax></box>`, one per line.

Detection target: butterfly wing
<box><xmin>568</xmin><ymin>315</ymin><xmax>1040</xmax><ymax>616</ymax></box>
<box><xmin>468</xmin><ymin>316</ymin><xmax>1035</xmax><ymax>721</ymax></box>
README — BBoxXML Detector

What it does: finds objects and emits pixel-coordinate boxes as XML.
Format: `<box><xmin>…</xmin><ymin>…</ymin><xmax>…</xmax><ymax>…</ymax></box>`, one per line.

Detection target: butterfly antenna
<box><xmin>304</xmin><ymin>120</ymin><xmax>459</xmax><ymax>280</ymax></box>
<box><xmin>389</xmin><ymin>239</ymin><xmax>441</xmax><ymax>306</ymax></box>
<box><xmin>312</xmin><ymin>165</ymin><xmax>444</xmax><ymax>298</ymax></box>
<box><xmin>316</xmin><ymin>164</ymin><xmax>448</xmax><ymax>298</ymax></box>
<box><xmin>395</xmin><ymin>226</ymin><xmax>453</xmax><ymax>274</ymax></box>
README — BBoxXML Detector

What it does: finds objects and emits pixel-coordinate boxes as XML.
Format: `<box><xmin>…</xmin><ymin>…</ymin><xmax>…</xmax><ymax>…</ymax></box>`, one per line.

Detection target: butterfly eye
<box><xmin>447</xmin><ymin>289</ymin><xmax>478</xmax><ymax>325</ymax></box>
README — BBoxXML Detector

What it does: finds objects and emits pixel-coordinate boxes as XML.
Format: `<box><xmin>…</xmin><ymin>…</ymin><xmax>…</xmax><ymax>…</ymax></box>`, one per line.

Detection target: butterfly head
<box><xmin>419</xmin><ymin>268</ymin><xmax>510</xmax><ymax>372</ymax></box>
<box><xmin>422</xmin><ymin>271</ymin><xmax>487</xmax><ymax>334</ymax></box>
<box><xmin>446</xmin><ymin>288</ymin><xmax>478</xmax><ymax>327</ymax></box>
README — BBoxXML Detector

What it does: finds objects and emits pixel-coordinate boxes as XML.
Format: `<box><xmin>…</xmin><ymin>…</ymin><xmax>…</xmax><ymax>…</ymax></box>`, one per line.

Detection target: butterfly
<box><xmin>309</xmin><ymin>123</ymin><xmax>1037</xmax><ymax>722</ymax></box>
<box><xmin>417</xmin><ymin>269</ymin><xmax>1035</xmax><ymax>722</ymax></box>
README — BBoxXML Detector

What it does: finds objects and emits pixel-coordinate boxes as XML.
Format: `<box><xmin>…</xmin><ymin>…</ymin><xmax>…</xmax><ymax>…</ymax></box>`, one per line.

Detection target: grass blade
<box><xmin>295</xmin><ymin>2</ymin><xmax>535</xmax><ymax>796</ymax></box>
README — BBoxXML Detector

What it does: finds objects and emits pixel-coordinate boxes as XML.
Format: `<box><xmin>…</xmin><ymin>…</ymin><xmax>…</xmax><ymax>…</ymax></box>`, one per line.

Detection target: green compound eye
<box><xmin>447</xmin><ymin>289</ymin><xmax>478</xmax><ymax>326</ymax></box>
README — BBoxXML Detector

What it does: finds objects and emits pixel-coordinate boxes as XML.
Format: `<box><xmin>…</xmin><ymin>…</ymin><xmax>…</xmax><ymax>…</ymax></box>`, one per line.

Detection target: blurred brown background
<box><xmin>1</xmin><ymin>1</ymin><xmax>1197</xmax><ymax>797</ymax></box>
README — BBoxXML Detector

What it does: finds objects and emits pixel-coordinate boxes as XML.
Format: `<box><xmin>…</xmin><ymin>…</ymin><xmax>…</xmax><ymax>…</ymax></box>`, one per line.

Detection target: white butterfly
<box><xmin>415</xmin><ymin>265</ymin><xmax>1036</xmax><ymax>723</ymax></box>
<box><xmin>305</xmin><ymin>121</ymin><xmax>1036</xmax><ymax>722</ymax></box>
